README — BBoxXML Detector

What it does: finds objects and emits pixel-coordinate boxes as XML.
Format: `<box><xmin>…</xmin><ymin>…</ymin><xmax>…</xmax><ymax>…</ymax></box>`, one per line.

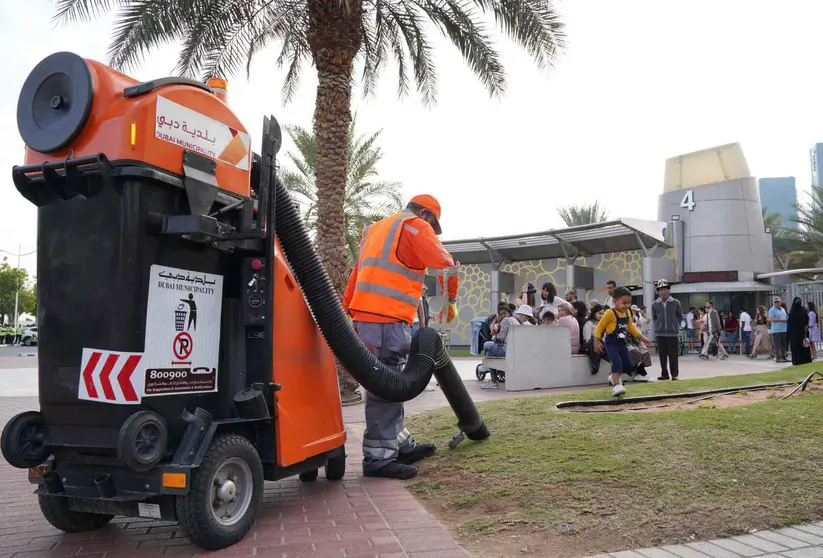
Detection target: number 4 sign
<box><xmin>680</xmin><ymin>190</ymin><xmax>696</xmax><ymax>211</ymax></box>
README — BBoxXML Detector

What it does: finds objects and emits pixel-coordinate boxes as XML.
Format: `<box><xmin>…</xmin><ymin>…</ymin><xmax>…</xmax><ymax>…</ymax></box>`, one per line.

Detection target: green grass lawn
<box><xmin>447</xmin><ymin>348</ymin><xmax>473</xmax><ymax>358</ymax></box>
<box><xmin>406</xmin><ymin>365</ymin><xmax>823</xmax><ymax>558</ymax></box>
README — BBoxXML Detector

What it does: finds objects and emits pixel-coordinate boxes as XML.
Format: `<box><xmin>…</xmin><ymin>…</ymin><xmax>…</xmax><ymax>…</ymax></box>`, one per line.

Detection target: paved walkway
<box><xmin>0</xmin><ymin>397</ymin><xmax>469</xmax><ymax>558</ymax></box>
<box><xmin>0</xmin><ymin>354</ymin><xmax>805</xmax><ymax>557</ymax></box>
<box><xmin>587</xmin><ymin>523</ymin><xmax>823</xmax><ymax>558</ymax></box>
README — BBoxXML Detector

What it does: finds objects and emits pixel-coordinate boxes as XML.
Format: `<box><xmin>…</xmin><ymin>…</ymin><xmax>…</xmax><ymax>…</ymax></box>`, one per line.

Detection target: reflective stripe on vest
<box><xmin>350</xmin><ymin>211</ymin><xmax>426</xmax><ymax>323</ymax></box>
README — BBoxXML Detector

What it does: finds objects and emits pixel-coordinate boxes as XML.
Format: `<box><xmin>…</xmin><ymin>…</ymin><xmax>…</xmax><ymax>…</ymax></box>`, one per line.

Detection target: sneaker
<box><xmin>364</xmin><ymin>461</ymin><xmax>418</xmax><ymax>480</ymax></box>
<box><xmin>721</xmin><ymin>355</ymin><xmax>729</xmax><ymax>360</ymax></box>
<box><xmin>397</xmin><ymin>443</ymin><xmax>436</xmax><ymax>465</ymax></box>
<box><xmin>481</xmin><ymin>382</ymin><xmax>499</xmax><ymax>389</ymax></box>
<box><xmin>611</xmin><ymin>384</ymin><xmax>626</xmax><ymax>397</ymax></box>
<box><xmin>657</xmin><ymin>376</ymin><xmax>670</xmax><ymax>381</ymax></box>
<box><xmin>633</xmin><ymin>373</ymin><xmax>649</xmax><ymax>382</ymax></box>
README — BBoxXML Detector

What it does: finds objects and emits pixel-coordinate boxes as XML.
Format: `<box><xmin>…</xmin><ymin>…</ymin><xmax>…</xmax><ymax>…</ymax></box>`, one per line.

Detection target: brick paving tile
<box><xmin>0</xmin><ymin>401</ymin><xmax>464</xmax><ymax>557</ymax></box>
<box><xmin>732</xmin><ymin>534</ymin><xmax>790</xmax><ymax>553</ymax></box>
<box><xmin>777</xmin><ymin>529</ymin><xmax>823</xmax><ymax>546</ymax></box>
<box><xmin>782</xmin><ymin>547</ymin><xmax>823</xmax><ymax>558</ymax></box>
<box><xmin>635</xmin><ymin>548</ymin><xmax>681</xmax><ymax>558</ymax></box>
<box><xmin>708</xmin><ymin>538</ymin><xmax>765</xmax><ymax>557</ymax></box>
<box><xmin>753</xmin><ymin>530</ymin><xmax>810</xmax><ymax>549</ymax></box>
<box><xmin>683</xmin><ymin>541</ymin><xmax>742</xmax><ymax>558</ymax></box>
<box><xmin>658</xmin><ymin>545</ymin><xmax>712</xmax><ymax>558</ymax></box>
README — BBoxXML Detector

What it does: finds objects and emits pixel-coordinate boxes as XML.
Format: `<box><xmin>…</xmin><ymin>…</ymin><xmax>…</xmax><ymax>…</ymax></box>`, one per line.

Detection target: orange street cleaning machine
<box><xmin>0</xmin><ymin>51</ymin><xmax>490</xmax><ymax>550</ymax></box>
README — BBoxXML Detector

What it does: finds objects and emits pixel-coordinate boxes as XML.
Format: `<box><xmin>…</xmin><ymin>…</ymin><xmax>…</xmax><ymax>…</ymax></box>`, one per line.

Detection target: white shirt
<box><xmin>604</xmin><ymin>295</ymin><xmax>614</xmax><ymax>308</ymax></box>
<box><xmin>538</xmin><ymin>296</ymin><xmax>571</xmax><ymax>319</ymax></box>
<box><xmin>685</xmin><ymin>311</ymin><xmax>694</xmax><ymax>329</ymax></box>
<box><xmin>739</xmin><ymin>311</ymin><xmax>752</xmax><ymax>332</ymax></box>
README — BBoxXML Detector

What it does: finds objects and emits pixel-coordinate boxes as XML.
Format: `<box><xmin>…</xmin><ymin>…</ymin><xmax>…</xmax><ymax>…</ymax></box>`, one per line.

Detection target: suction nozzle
<box><xmin>17</xmin><ymin>51</ymin><xmax>94</xmax><ymax>153</ymax></box>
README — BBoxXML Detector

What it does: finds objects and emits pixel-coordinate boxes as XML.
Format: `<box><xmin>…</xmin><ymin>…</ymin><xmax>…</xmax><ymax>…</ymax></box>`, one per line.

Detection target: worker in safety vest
<box><xmin>343</xmin><ymin>194</ymin><xmax>459</xmax><ymax>480</ymax></box>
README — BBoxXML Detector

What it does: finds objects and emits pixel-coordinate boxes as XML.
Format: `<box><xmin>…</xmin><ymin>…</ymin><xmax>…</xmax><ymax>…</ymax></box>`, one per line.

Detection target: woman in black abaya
<box><xmin>788</xmin><ymin>297</ymin><xmax>812</xmax><ymax>365</ymax></box>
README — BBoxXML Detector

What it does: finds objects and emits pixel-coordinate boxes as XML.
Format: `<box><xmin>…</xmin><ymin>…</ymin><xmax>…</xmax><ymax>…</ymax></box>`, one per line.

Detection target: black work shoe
<box><xmin>397</xmin><ymin>443</ymin><xmax>436</xmax><ymax>465</ymax></box>
<box><xmin>657</xmin><ymin>376</ymin><xmax>670</xmax><ymax>381</ymax></box>
<box><xmin>364</xmin><ymin>461</ymin><xmax>418</xmax><ymax>480</ymax></box>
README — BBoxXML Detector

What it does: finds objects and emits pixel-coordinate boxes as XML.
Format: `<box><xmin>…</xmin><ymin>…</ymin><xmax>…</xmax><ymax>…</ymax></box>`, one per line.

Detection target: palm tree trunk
<box><xmin>308</xmin><ymin>0</ymin><xmax>363</xmax><ymax>403</ymax></box>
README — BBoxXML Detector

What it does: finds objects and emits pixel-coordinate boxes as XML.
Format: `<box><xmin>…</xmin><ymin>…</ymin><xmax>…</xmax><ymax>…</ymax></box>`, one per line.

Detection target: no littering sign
<box><xmin>142</xmin><ymin>265</ymin><xmax>224</xmax><ymax>397</ymax></box>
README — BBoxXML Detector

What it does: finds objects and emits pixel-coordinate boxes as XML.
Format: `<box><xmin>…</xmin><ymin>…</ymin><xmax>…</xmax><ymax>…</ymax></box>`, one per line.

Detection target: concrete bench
<box><xmin>478</xmin><ymin>326</ymin><xmax>611</xmax><ymax>391</ymax></box>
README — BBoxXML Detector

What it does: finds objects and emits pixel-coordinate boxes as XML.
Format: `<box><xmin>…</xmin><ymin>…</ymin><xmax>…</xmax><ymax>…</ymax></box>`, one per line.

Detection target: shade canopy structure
<box><xmin>443</xmin><ymin>218</ymin><xmax>670</xmax><ymax>264</ymax></box>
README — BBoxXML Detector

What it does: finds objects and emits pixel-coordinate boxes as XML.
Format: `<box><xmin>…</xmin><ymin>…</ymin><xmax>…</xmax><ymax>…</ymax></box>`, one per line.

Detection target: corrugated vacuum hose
<box><xmin>272</xmin><ymin>176</ymin><xmax>490</xmax><ymax>446</ymax></box>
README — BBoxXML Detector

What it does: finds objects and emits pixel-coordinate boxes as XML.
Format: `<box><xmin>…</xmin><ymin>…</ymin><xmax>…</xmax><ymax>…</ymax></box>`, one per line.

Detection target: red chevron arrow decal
<box><xmin>81</xmin><ymin>351</ymin><xmax>101</xmax><ymax>399</ymax></box>
<box><xmin>118</xmin><ymin>355</ymin><xmax>142</xmax><ymax>402</ymax></box>
<box><xmin>99</xmin><ymin>354</ymin><xmax>119</xmax><ymax>400</ymax></box>
<box><xmin>78</xmin><ymin>348</ymin><xmax>144</xmax><ymax>405</ymax></box>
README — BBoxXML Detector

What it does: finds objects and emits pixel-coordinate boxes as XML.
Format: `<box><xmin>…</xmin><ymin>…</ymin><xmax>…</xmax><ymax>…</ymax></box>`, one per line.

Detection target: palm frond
<box><xmin>557</xmin><ymin>202</ymin><xmax>608</xmax><ymax>227</ymax></box>
<box><xmin>281</xmin><ymin>118</ymin><xmax>403</xmax><ymax>267</ymax></box>
<box><xmin>106</xmin><ymin>0</ymin><xmax>190</xmax><ymax>72</ymax></box>
<box><xmin>52</xmin><ymin>0</ymin><xmax>120</xmax><ymax>24</ymax></box>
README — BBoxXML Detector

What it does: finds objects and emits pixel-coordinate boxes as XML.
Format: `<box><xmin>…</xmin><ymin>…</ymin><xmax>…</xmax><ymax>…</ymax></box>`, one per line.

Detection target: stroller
<box><xmin>475</xmin><ymin>313</ymin><xmax>503</xmax><ymax>382</ymax></box>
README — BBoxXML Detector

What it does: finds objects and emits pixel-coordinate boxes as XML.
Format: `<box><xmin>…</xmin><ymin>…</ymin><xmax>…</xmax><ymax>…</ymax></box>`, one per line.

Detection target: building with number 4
<box><xmin>435</xmin><ymin>142</ymin><xmax>784</xmax><ymax>348</ymax></box>
<box><xmin>656</xmin><ymin>142</ymin><xmax>775</xmax><ymax>314</ymax></box>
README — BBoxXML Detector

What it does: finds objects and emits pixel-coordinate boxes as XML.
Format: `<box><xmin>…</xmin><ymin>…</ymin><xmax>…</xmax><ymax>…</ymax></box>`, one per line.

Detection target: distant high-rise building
<box><xmin>758</xmin><ymin>177</ymin><xmax>797</xmax><ymax>229</ymax></box>
<box><xmin>811</xmin><ymin>144</ymin><xmax>823</xmax><ymax>188</ymax></box>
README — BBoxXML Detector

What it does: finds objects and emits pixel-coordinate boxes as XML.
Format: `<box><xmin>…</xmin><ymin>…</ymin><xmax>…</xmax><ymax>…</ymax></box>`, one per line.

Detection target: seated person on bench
<box><xmin>481</xmin><ymin>305</ymin><xmax>534</xmax><ymax>388</ymax></box>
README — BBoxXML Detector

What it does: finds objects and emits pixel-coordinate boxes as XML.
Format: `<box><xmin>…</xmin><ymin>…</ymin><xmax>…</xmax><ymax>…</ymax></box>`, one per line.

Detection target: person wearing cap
<box><xmin>651</xmin><ymin>279</ymin><xmax>683</xmax><ymax>380</ymax></box>
<box><xmin>342</xmin><ymin>194</ymin><xmax>459</xmax><ymax>480</ymax></box>
<box><xmin>768</xmin><ymin>296</ymin><xmax>789</xmax><ymax>362</ymax></box>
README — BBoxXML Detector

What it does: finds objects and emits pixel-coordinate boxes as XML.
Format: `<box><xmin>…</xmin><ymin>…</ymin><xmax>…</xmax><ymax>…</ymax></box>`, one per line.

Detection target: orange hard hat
<box><xmin>410</xmin><ymin>194</ymin><xmax>442</xmax><ymax>234</ymax></box>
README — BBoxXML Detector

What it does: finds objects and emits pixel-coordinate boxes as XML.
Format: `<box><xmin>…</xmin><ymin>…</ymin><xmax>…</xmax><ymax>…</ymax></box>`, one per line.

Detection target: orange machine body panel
<box><xmin>23</xmin><ymin>59</ymin><xmax>251</xmax><ymax>198</ymax></box>
<box><xmin>271</xmin><ymin>238</ymin><xmax>347</xmax><ymax>466</ymax></box>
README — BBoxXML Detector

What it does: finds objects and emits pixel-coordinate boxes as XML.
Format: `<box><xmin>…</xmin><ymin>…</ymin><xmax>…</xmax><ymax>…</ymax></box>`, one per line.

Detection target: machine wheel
<box><xmin>116</xmin><ymin>410</ymin><xmax>168</xmax><ymax>473</ymax></box>
<box><xmin>298</xmin><ymin>469</ymin><xmax>319</xmax><ymax>482</ymax></box>
<box><xmin>1</xmin><ymin>411</ymin><xmax>49</xmax><ymax>468</ymax></box>
<box><xmin>38</xmin><ymin>494</ymin><xmax>113</xmax><ymax>532</ymax></box>
<box><xmin>324</xmin><ymin>454</ymin><xmax>346</xmax><ymax>481</ymax></box>
<box><xmin>176</xmin><ymin>433</ymin><xmax>263</xmax><ymax>550</ymax></box>
<box><xmin>475</xmin><ymin>364</ymin><xmax>487</xmax><ymax>382</ymax></box>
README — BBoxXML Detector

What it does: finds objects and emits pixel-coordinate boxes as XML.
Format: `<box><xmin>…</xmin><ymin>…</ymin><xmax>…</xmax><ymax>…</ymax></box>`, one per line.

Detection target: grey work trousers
<box><xmin>353</xmin><ymin>321</ymin><xmax>418</xmax><ymax>472</ymax></box>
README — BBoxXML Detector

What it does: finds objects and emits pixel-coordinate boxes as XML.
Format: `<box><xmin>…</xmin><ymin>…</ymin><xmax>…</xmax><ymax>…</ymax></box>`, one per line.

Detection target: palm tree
<box><xmin>790</xmin><ymin>188</ymin><xmax>823</xmax><ymax>271</ymax></box>
<box><xmin>54</xmin><ymin>0</ymin><xmax>567</xmax><ymax>402</ymax></box>
<box><xmin>763</xmin><ymin>204</ymin><xmax>819</xmax><ymax>274</ymax></box>
<box><xmin>557</xmin><ymin>201</ymin><xmax>608</xmax><ymax>227</ymax></box>
<box><xmin>281</xmin><ymin>117</ymin><xmax>403</xmax><ymax>271</ymax></box>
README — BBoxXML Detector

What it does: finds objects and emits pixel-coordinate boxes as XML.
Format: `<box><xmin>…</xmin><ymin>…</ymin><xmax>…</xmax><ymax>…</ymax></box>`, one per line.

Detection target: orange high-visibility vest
<box><xmin>348</xmin><ymin>211</ymin><xmax>427</xmax><ymax>325</ymax></box>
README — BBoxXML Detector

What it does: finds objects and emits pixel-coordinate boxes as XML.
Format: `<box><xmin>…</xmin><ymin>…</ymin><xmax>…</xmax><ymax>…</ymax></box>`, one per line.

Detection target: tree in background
<box><xmin>56</xmin><ymin>0</ymin><xmax>567</xmax><ymax>404</ymax></box>
<box><xmin>788</xmin><ymin>188</ymin><xmax>823</xmax><ymax>273</ymax></box>
<box><xmin>0</xmin><ymin>258</ymin><xmax>36</xmax><ymax>324</ymax></box>
<box><xmin>557</xmin><ymin>201</ymin><xmax>609</xmax><ymax>227</ymax></box>
<box><xmin>282</xmin><ymin>117</ymin><xmax>404</xmax><ymax>271</ymax></box>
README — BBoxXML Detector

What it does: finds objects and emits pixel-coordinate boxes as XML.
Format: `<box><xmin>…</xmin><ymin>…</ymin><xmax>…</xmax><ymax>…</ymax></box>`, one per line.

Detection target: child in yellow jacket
<box><xmin>594</xmin><ymin>287</ymin><xmax>653</xmax><ymax>397</ymax></box>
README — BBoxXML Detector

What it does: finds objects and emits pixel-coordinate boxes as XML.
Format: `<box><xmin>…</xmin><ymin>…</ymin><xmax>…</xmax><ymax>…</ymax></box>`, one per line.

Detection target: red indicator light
<box><xmin>251</xmin><ymin>259</ymin><xmax>262</xmax><ymax>270</ymax></box>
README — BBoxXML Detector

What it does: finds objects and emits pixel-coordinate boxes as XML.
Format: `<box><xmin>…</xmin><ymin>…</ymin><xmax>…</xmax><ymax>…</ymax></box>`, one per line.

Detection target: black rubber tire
<box><xmin>38</xmin><ymin>495</ymin><xmax>113</xmax><ymax>532</ymax></box>
<box><xmin>1</xmin><ymin>410</ymin><xmax>49</xmax><ymax>469</ymax></box>
<box><xmin>116</xmin><ymin>410</ymin><xmax>168</xmax><ymax>473</ymax></box>
<box><xmin>475</xmin><ymin>364</ymin><xmax>486</xmax><ymax>382</ymax></box>
<box><xmin>299</xmin><ymin>469</ymin><xmax>319</xmax><ymax>482</ymax></box>
<box><xmin>324</xmin><ymin>453</ymin><xmax>346</xmax><ymax>481</ymax></box>
<box><xmin>175</xmin><ymin>433</ymin><xmax>263</xmax><ymax>550</ymax></box>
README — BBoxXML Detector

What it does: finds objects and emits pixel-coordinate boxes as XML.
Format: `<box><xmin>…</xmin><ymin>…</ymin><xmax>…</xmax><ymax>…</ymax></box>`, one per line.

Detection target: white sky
<box><xmin>2</xmin><ymin>0</ymin><xmax>822</xmax><ymax>277</ymax></box>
